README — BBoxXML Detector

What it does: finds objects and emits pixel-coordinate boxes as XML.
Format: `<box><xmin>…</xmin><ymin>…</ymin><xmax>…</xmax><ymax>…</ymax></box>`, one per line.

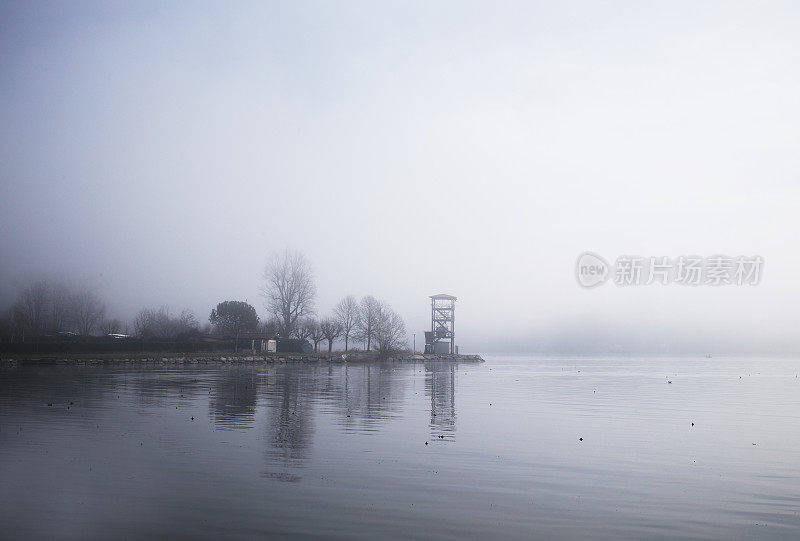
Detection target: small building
<box><xmin>202</xmin><ymin>332</ymin><xmax>311</xmax><ymax>354</ymax></box>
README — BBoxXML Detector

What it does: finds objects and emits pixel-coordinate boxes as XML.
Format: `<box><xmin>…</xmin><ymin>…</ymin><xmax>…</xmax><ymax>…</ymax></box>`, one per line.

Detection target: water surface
<box><xmin>2</xmin><ymin>356</ymin><xmax>800</xmax><ymax>539</ymax></box>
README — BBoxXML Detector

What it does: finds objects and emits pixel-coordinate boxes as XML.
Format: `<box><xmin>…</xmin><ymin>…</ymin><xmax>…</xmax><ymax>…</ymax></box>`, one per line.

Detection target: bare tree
<box><xmin>355</xmin><ymin>295</ymin><xmax>380</xmax><ymax>351</ymax></box>
<box><xmin>259</xmin><ymin>316</ymin><xmax>281</xmax><ymax>337</ymax></box>
<box><xmin>9</xmin><ymin>281</ymin><xmax>84</xmax><ymax>337</ymax></box>
<box><xmin>134</xmin><ymin>307</ymin><xmax>172</xmax><ymax>338</ymax></box>
<box><xmin>374</xmin><ymin>301</ymin><xmax>407</xmax><ymax>358</ymax></box>
<box><xmin>320</xmin><ymin>317</ymin><xmax>342</xmax><ymax>352</ymax></box>
<box><xmin>134</xmin><ymin>308</ymin><xmax>157</xmax><ymax>338</ymax></box>
<box><xmin>294</xmin><ymin>317</ymin><xmax>315</xmax><ymax>342</ymax></box>
<box><xmin>70</xmin><ymin>290</ymin><xmax>106</xmax><ymax>336</ymax></box>
<box><xmin>49</xmin><ymin>282</ymin><xmax>72</xmax><ymax>333</ymax></box>
<box><xmin>307</xmin><ymin>319</ymin><xmax>325</xmax><ymax>352</ymax></box>
<box><xmin>0</xmin><ymin>313</ymin><xmax>10</xmax><ymax>342</ymax></box>
<box><xmin>100</xmin><ymin>318</ymin><xmax>123</xmax><ymax>335</ymax></box>
<box><xmin>261</xmin><ymin>249</ymin><xmax>316</xmax><ymax>337</ymax></box>
<box><xmin>0</xmin><ymin>311</ymin><xmax>17</xmax><ymax>342</ymax></box>
<box><xmin>12</xmin><ymin>281</ymin><xmax>51</xmax><ymax>337</ymax></box>
<box><xmin>10</xmin><ymin>302</ymin><xmax>29</xmax><ymax>341</ymax></box>
<box><xmin>334</xmin><ymin>295</ymin><xmax>358</xmax><ymax>351</ymax></box>
<box><xmin>135</xmin><ymin>306</ymin><xmax>199</xmax><ymax>339</ymax></box>
<box><xmin>177</xmin><ymin>310</ymin><xmax>200</xmax><ymax>337</ymax></box>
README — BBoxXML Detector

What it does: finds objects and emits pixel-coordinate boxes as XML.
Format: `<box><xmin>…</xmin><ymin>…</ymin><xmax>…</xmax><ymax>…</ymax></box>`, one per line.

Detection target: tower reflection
<box><xmin>425</xmin><ymin>362</ymin><xmax>457</xmax><ymax>436</ymax></box>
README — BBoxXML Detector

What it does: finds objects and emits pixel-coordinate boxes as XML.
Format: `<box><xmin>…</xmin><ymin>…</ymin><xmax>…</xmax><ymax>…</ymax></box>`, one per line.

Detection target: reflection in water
<box><xmin>257</xmin><ymin>363</ymin><xmax>442</xmax><ymax>473</ymax></box>
<box><xmin>126</xmin><ymin>369</ymin><xmax>207</xmax><ymax>410</ymax></box>
<box><xmin>0</xmin><ymin>361</ymin><xmax>461</xmax><ymax>486</ymax></box>
<box><xmin>248</xmin><ymin>362</ymin><xmax>460</xmax><ymax>478</ymax></box>
<box><xmin>0</xmin><ymin>366</ymin><xmax>111</xmax><ymax>411</ymax></box>
<box><xmin>262</xmin><ymin>365</ymin><xmax>318</xmax><ymax>467</ymax></box>
<box><xmin>425</xmin><ymin>362</ymin><xmax>457</xmax><ymax>436</ymax></box>
<box><xmin>330</xmin><ymin>364</ymin><xmax>411</xmax><ymax>426</ymax></box>
<box><xmin>8</xmin><ymin>358</ymin><xmax>799</xmax><ymax>539</ymax></box>
<box><xmin>209</xmin><ymin>366</ymin><xmax>261</xmax><ymax>430</ymax></box>
<box><xmin>253</xmin><ymin>362</ymin><xmax>459</xmax><ymax>478</ymax></box>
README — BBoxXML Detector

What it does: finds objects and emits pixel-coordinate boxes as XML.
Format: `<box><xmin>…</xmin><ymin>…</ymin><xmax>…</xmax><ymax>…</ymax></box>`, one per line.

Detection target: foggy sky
<box><xmin>2</xmin><ymin>1</ymin><xmax>799</xmax><ymax>354</ymax></box>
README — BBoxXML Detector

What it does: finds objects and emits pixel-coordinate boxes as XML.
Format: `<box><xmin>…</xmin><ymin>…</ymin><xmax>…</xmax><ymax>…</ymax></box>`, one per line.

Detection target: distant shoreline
<box><xmin>0</xmin><ymin>352</ymin><xmax>484</xmax><ymax>366</ymax></box>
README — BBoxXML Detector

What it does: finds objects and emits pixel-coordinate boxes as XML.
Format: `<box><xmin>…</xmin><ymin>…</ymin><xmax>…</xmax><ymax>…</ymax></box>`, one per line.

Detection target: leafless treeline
<box><xmin>0</xmin><ymin>281</ymin><xmax>203</xmax><ymax>343</ymax></box>
<box><xmin>260</xmin><ymin>249</ymin><xmax>408</xmax><ymax>355</ymax></box>
<box><xmin>1</xmin><ymin>250</ymin><xmax>409</xmax><ymax>355</ymax></box>
<box><xmin>133</xmin><ymin>307</ymin><xmax>200</xmax><ymax>339</ymax></box>
<box><xmin>1</xmin><ymin>281</ymin><xmax>111</xmax><ymax>341</ymax></box>
<box><xmin>272</xmin><ymin>295</ymin><xmax>406</xmax><ymax>354</ymax></box>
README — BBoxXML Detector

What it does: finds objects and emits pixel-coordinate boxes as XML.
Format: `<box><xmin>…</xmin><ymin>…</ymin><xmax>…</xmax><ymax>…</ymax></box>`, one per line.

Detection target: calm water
<box><xmin>2</xmin><ymin>356</ymin><xmax>800</xmax><ymax>539</ymax></box>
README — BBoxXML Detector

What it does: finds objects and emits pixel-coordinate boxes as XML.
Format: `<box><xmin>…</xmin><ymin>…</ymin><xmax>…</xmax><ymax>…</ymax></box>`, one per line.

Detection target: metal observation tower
<box><xmin>425</xmin><ymin>294</ymin><xmax>456</xmax><ymax>354</ymax></box>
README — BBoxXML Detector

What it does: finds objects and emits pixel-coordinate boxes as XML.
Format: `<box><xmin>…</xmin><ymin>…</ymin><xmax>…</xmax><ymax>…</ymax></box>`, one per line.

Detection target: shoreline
<box><xmin>0</xmin><ymin>352</ymin><xmax>484</xmax><ymax>366</ymax></box>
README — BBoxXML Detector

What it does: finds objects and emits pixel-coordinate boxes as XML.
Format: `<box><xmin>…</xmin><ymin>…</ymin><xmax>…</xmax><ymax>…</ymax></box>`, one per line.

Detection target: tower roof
<box><xmin>430</xmin><ymin>293</ymin><xmax>457</xmax><ymax>300</ymax></box>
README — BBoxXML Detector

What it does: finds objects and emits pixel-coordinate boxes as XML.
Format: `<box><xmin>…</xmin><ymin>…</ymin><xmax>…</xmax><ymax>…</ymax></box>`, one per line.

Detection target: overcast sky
<box><xmin>2</xmin><ymin>1</ymin><xmax>799</xmax><ymax>353</ymax></box>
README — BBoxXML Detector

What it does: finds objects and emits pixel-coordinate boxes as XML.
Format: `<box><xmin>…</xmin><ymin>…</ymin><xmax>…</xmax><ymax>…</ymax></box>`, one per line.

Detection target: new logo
<box><xmin>576</xmin><ymin>252</ymin><xmax>609</xmax><ymax>288</ymax></box>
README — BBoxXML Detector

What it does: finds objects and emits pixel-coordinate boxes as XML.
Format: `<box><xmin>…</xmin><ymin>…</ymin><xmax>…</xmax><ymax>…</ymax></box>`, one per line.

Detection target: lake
<box><xmin>2</xmin><ymin>356</ymin><xmax>800</xmax><ymax>539</ymax></box>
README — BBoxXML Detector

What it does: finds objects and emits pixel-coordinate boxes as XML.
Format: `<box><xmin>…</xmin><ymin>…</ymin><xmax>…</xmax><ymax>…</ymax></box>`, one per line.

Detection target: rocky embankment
<box><xmin>1</xmin><ymin>352</ymin><xmax>484</xmax><ymax>366</ymax></box>
<box><xmin>393</xmin><ymin>353</ymin><xmax>484</xmax><ymax>362</ymax></box>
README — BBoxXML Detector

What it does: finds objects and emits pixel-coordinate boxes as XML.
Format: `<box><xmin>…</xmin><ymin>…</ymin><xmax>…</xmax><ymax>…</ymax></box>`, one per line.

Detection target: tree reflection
<box><xmin>262</xmin><ymin>365</ymin><xmax>318</xmax><ymax>466</ymax></box>
<box><xmin>328</xmin><ymin>363</ymin><xmax>412</xmax><ymax>427</ymax></box>
<box><xmin>258</xmin><ymin>361</ymin><xmax>462</xmax><ymax>476</ymax></box>
<box><xmin>1</xmin><ymin>360</ymin><xmax>464</xmax><ymax>482</ymax></box>
<box><xmin>209</xmin><ymin>366</ymin><xmax>261</xmax><ymax>429</ymax></box>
